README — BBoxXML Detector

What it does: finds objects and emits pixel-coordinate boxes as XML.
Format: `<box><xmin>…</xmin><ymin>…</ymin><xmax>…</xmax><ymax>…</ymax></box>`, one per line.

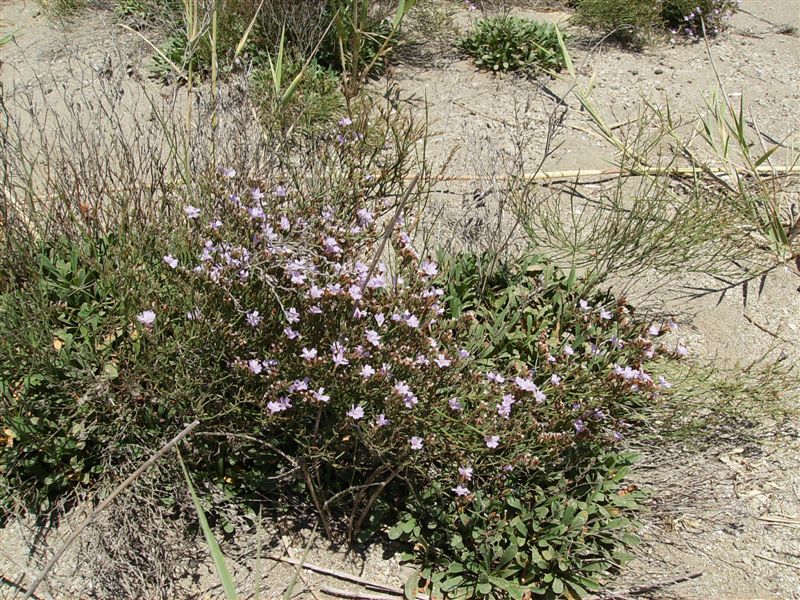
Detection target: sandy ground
<box><xmin>1</xmin><ymin>0</ymin><xmax>800</xmax><ymax>598</ymax></box>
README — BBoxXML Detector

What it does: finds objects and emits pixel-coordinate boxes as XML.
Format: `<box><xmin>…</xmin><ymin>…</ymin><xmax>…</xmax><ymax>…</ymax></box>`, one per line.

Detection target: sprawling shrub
<box><xmin>662</xmin><ymin>0</ymin><xmax>738</xmax><ymax>40</ymax></box>
<box><xmin>459</xmin><ymin>16</ymin><xmax>565</xmax><ymax>73</ymax></box>
<box><xmin>573</xmin><ymin>0</ymin><xmax>738</xmax><ymax>46</ymax></box>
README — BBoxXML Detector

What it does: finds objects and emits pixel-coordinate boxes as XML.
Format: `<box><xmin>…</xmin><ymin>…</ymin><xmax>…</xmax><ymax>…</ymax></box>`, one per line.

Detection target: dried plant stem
<box><xmin>21</xmin><ymin>420</ymin><xmax>200</xmax><ymax>600</ymax></box>
<box><xmin>267</xmin><ymin>557</ymin><xmax>428</xmax><ymax>600</ymax></box>
<box><xmin>402</xmin><ymin>165</ymin><xmax>800</xmax><ymax>182</ymax></box>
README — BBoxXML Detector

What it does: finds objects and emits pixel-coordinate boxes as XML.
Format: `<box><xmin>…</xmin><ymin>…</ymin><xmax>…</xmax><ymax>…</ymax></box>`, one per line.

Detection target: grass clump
<box><xmin>459</xmin><ymin>16</ymin><xmax>565</xmax><ymax>73</ymax></box>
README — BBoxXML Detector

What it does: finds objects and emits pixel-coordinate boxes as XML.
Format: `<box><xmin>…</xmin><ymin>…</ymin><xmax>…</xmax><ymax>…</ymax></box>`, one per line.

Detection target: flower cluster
<box><xmin>666</xmin><ymin>0</ymin><xmax>738</xmax><ymax>41</ymax></box>
<box><xmin>152</xmin><ymin>165</ymin><xmax>678</xmax><ymax>515</ymax></box>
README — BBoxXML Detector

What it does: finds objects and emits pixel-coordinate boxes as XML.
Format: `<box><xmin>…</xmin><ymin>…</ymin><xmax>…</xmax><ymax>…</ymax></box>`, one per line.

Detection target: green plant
<box><xmin>36</xmin><ymin>0</ymin><xmax>86</xmax><ymax>16</ymax></box>
<box><xmin>253</xmin><ymin>55</ymin><xmax>345</xmax><ymax>132</ymax></box>
<box><xmin>459</xmin><ymin>16</ymin><xmax>565</xmax><ymax>73</ymax></box>
<box><xmin>662</xmin><ymin>0</ymin><xmax>738</xmax><ymax>39</ymax></box>
<box><xmin>392</xmin><ymin>451</ymin><xmax>644</xmax><ymax>599</ymax></box>
<box><xmin>573</xmin><ymin>0</ymin><xmax>662</xmax><ymax>47</ymax></box>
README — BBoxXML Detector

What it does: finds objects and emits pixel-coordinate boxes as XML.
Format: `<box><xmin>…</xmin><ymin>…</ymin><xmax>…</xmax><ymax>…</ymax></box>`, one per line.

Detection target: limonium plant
<box><xmin>146</xmin><ymin>119</ymin><xmax>680</xmax><ymax>542</ymax></box>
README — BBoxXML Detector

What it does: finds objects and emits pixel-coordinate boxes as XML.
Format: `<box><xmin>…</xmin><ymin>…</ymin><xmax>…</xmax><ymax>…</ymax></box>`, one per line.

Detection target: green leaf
<box><xmin>178</xmin><ymin>452</ymin><xmax>238</xmax><ymax>600</ymax></box>
<box><xmin>404</xmin><ymin>570</ymin><xmax>419</xmax><ymax>600</ymax></box>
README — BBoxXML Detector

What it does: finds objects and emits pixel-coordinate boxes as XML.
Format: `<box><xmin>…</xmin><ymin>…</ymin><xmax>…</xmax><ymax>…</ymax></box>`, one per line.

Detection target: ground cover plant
<box><xmin>459</xmin><ymin>15</ymin><xmax>565</xmax><ymax>73</ymax></box>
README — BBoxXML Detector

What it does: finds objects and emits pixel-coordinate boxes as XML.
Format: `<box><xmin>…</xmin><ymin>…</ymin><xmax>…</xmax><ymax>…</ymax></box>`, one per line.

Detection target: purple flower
<box><xmin>415</xmin><ymin>354</ymin><xmax>430</xmax><ymax>366</ymax></box>
<box><xmin>658</xmin><ymin>375</ymin><xmax>672</xmax><ymax>389</ymax></box>
<box><xmin>274</xmin><ymin>185</ymin><xmax>287</xmax><ymax>197</ymax></box>
<box><xmin>313</xmin><ymin>388</ymin><xmax>330</xmax><ymax>403</ymax></box>
<box><xmin>136</xmin><ymin>310</ymin><xmax>156</xmax><ymax>327</ymax></box>
<box><xmin>221</xmin><ymin>166</ymin><xmax>236</xmax><ymax>178</ymax></box>
<box><xmin>365</xmin><ymin>330</ymin><xmax>381</xmax><ymax>347</ymax></box>
<box><xmin>648</xmin><ymin>323</ymin><xmax>661</xmax><ymax>336</ymax></box>
<box><xmin>249</xmin><ymin>205</ymin><xmax>265</xmax><ymax>220</ymax></box>
<box><xmin>279</xmin><ymin>216</ymin><xmax>291</xmax><ymax>231</ymax></box>
<box><xmin>210</xmin><ymin>219</ymin><xmax>223</xmax><ymax>230</ymax></box>
<box><xmin>374</xmin><ymin>313</ymin><xmax>386</xmax><ymax>327</ymax></box>
<box><xmin>487</xmin><ymin>372</ymin><xmax>506</xmax><ymax>384</ymax></box>
<box><xmin>309</xmin><ymin>285</ymin><xmax>324</xmax><ymax>300</ymax></box>
<box><xmin>289</xmin><ymin>378</ymin><xmax>309</xmax><ymax>393</ymax></box>
<box><xmin>331</xmin><ymin>342</ymin><xmax>349</xmax><ymax>367</ymax></box>
<box><xmin>550</xmin><ymin>373</ymin><xmax>562</xmax><ymax>385</ymax></box>
<box><xmin>458</xmin><ymin>466</ymin><xmax>473</xmax><ymax>480</ymax></box>
<box><xmin>284</xmin><ymin>327</ymin><xmax>300</xmax><ymax>340</ymax></box>
<box><xmin>599</xmin><ymin>308</ymin><xmax>613</xmax><ymax>320</ymax></box>
<box><xmin>163</xmin><ymin>255</ymin><xmax>178</xmax><ymax>269</ymax></box>
<box><xmin>309</xmin><ymin>305</ymin><xmax>323</xmax><ymax>315</ymax></box>
<box><xmin>434</xmin><ymin>354</ymin><xmax>451</xmax><ymax>368</ymax></box>
<box><xmin>347</xmin><ymin>405</ymin><xmax>365</xmax><ymax>420</ymax></box>
<box><xmin>449</xmin><ymin>397</ymin><xmax>463</xmax><ymax>411</ymax></box>
<box><xmin>357</xmin><ymin>208</ymin><xmax>373</xmax><ymax>225</ymax></box>
<box><xmin>251</xmin><ymin>187</ymin><xmax>264</xmax><ymax>201</ymax></box>
<box><xmin>286</xmin><ymin>308</ymin><xmax>300</xmax><ymax>324</ymax></box>
<box><xmin>579</xmin><ymin>299</ymin><xmax>590</xmax><ymax>311</ymax></box>
<box><xmin>458</xmin><ymin>349</ymin><xmax>470</xmax><ymax>359</ymax></box>
<box><xmin>452</xmin><ymin>484</ymin><xmax>470</xmax><ymax>497</ymax></box>
<box><xmin>301</xmin><ymin>347</ymin><xmax>318</xmax><ymax>361</ymax></box>
<box><xmin>514</xmin><ymin>376</ymin><xmax>536</xmax><ymax>391</ymax></box>
<box><xmin>349</xmin><ymin>285</ymin><xmax>363</xmax><ymax>301</ymax></box>
<box><xmin>564</xmin><ymin>344</ymin><xmax>574</xmax><ymax>356</ymax></box>
<box><xmin>376</xmin><ymin>413</ymin><xmax>390</xmax><ymax>427</ymax></box>
<box><xmin>184</xmin><ymin>205</ymin><xmax>201</xmax><ymax>219</ymax></box>
<box><xmin>246</xmin><ymin>310</ymin><xmax>262</xmax><ymax>328</ymax></box>
<box><xmin>360</xmin><ymin>364</ymin><xmax>375</xmax><ymax>379</ymax></box>
<box><xmin>247</xmin><ymin>359</ymin><xmax>263</xmax><ymax>374</ymax></box>
<box><xmin>485</xmin><ymin>435</ymin><xmax>500</xmax><ymax>449</ymax></box>
<box><xmin>339</xmin><ymin>116</ymin><xmax>353</xmax><ymax>127</ymax></box>
<box><xmin>323</xmin><ymin>236</ymin><xmax>341</xmax><ymax>255</ymax></box>
<box><xmin>574</xmin><ymin>419</ymin><xmax>586</xmax><ymax>434</ymax></box>
<box><xmin>420</xmin><ymin>259</ymin><xmax>438</xmax><ymax>278</ymax></box>
<box><xmin>405</xmin><ymin>314</ymin><xmax>420</xmax><ymax>328</ymax></box>
<box><xmin>409</xmin><ymin>436</ymin><xmax>424</xmax><ymax>450</ymax></box>
<box><xmin>676</xmin><ymin>344</ymin><xmax>689</xmax><ymax>357</ymax></box>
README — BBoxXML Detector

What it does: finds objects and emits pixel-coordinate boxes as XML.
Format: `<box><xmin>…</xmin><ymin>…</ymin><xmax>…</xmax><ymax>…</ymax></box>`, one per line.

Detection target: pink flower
<box><xmin>514</xmin><ymin>376</ymin><xmax>536</xmax><ymax>392</ymax></box>
<box><xmin>449</xmin><ymin>397</ymin><xmax>463</xmax><ymax>411</ymax></box>
<box><xmin>648</xmin><ymin>323</ymin><xmax>661</xmax><ymax>336</ymax></box>
<box><xmin>247</xmin><ymin>359</ymin><xmax>262</xmax><ymax>374</ymax></box>
<box><xmin>676</xmin><ymin>344</ymin><xmax>689</xmax><ymax>357</ymax></box>
<box><xmin>163</xmin><ymin>255</ymin><xmax>178</xmax><ymax>269</ymax></box>
<box><xmin>301</xmin><ymin>347</ymin><xmax>318</xmax><ymax>361</ymax></box>
<box><xmin>286</xmin><ymin>308</ymin><xmax>300</xmax><ymax>324</ymax></box>
<box><xmin>313</xmin><ymin>388</ymin><xmax>330</xmax><ymax>403</ymax></box>
<box><xmin>434</xmin><ymin>354</ymin><xmax>451</xmax><ymax>368</ymax></box>
<box><xmin>564</xmin><ymin>344</ymin><xmax>574</xmax><ymax>356</ymax></box>
<box><xmin>458</xmin><ymin>466</ymin><xmax>473</xmax><ymax>480</ymax></box>
<box><xmin>420</xmin><ymin>259</ymin><xmax>438</xmax><ymax>278</ymax></box>
<box><xmin>221</xmin><ymin>166</ymin><xmax>236</xmax><ymax>178</ymax></box>
<box><xmin>599</xmin><ymin>308</ymin><xmax>613</xmax><ymax>320</ymax></box>
<box><xmin>360</xmin><ymin>364</ymin><xmax>375</xmax><ymax>379</ymax></box>
<box><xmin>579</xmin><ymin>299</ymin><xmax>590</xmax><ymax>311</ymax></box>
<box><xmin>485</xmin><ymin>435</ymin><xmax>500</xmax><ymax>449</ymax></box>
<box><xmin>452</xmin><ymin>484</ymin><xmax>470</xmax><ymax>497</ymax></box>
<box><xmin>246</xmin><ymin>310</ymin><xmax>262</xmax><ymax>328</ymax></box>
<box><xmin>487</xmin><ymin>372</ymin><xmax>505</xmax><ymax>384</ymax></box>
<box><xmin>365</xmin><ymin>330</ymin><xmax>381</xmax><ymax>347</ymax></box>
<box><xmin>347</xmin><ymin>405</ymin><xmax>365</xmax><ymax>420</ymax></box>
<box><xmin>184</xmin><ymin>205</ymin><xmax>201</xmax><ymax>219</ymax></box>
<box><xmin>349</xmin><ymin>285</ymin><xmax>363</xmax><ymax>301</ymax></box>
<box><xmin>136</xmin><ymin>310</ymin><xmax>156</xmax><ymax>327</ymax></box>
<box><xmin>409</xmin><ymin>436</ymin><xmax>424</xmax><ymax>450</ymax></box>
<box><xmin>323</xmin><ymin>236</ymin><xmax>341</xmax><ymax>255</ymax></box>
<box><xmin>284</xmin><ymin>327</ymin><xmax>300</xmax><ymax>340</ymax></box>
<box><xmin>376</xmin><ymin>413</ymin><xmax>390</xmax><ymax>427</ymax></box>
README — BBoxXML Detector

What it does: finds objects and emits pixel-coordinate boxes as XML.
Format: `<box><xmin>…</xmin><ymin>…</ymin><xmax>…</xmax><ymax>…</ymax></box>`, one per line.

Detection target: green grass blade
<box><xmin>178</xmin><ymin>452</ymin><xmax>238</xmax><ymax>600</ymax></box>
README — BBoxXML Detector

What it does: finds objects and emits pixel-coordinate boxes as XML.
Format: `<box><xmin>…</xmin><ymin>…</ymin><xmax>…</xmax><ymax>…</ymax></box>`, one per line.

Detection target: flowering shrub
<box><xmin>662</xmin><ymin>0</ymin><xmax>738</xmax><ymax>40</ymax></box>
